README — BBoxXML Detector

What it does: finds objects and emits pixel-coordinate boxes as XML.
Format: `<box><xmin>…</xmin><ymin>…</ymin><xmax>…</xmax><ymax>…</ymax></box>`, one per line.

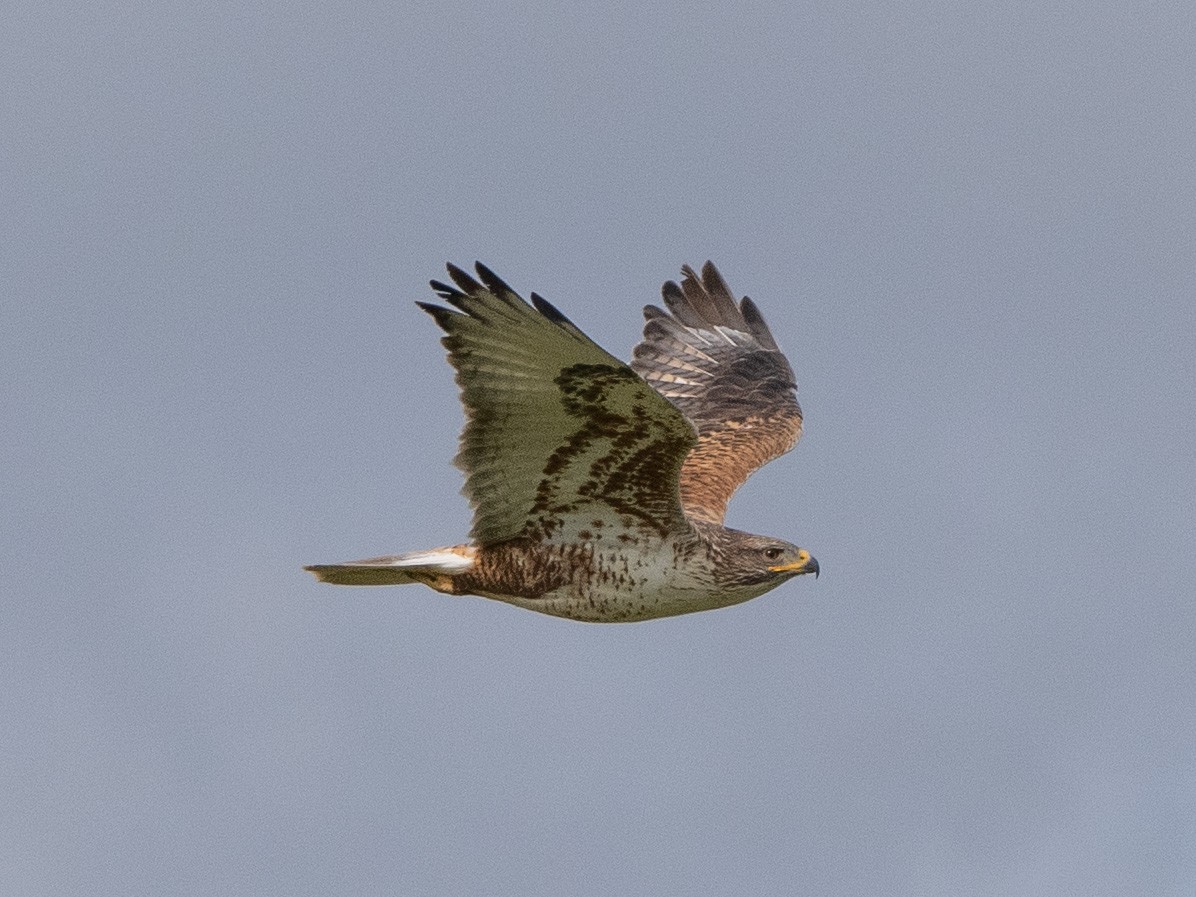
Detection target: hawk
<box><xmin>306</xmin><ymin>262</ymin><xmax>818</xmax><ymax>622</ymax></box>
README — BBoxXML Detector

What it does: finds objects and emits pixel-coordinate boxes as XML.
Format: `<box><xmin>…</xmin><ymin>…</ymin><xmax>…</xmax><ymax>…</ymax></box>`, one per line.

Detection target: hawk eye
<box><xmin>763</xmin><ymin>547</ymin><xmax>783</xmax><ymax>561</ymax></box>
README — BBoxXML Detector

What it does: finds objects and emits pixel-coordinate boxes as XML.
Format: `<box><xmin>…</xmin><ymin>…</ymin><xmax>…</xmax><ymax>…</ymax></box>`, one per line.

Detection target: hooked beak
<box><xmin>769</xmin><ymin>550</ymin><xmax>819</xmax><ymax>579</ymax></box>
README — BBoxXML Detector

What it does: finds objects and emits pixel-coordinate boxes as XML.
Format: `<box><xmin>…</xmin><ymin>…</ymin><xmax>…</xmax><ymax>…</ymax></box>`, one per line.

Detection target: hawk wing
<box><xmin>630</xmin><ymin>262</ymin><xmax>803</xmax><ymax>525</ymax></box>
<box><xmin>420</xmin><ymin>263</ymin><xmax>698</xmax><ymax>546</ymax></box>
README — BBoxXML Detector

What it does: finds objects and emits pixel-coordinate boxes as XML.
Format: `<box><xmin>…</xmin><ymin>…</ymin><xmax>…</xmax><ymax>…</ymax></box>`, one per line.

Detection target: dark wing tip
<box><xmin>700</xmin><ymin>260</ymin><xmax>720</xmax><ymax>278</ymax></box>
<box><xmin>530</xmin><ymin>291</ymin><xmax>573</xmax><ymax>326</ymax></box>
<box><xmin>661</xmin><ymin>278</ymin><xmax>707</xmax><ymax>328</ymax></box>
<box><xmin>429</xmin><ymin>278</ymin><xmax>462</xmax><ymax>300</ymax></box>
<box><xmin>699</xmin><ymin>260</ymin><xmax>731</xmax><ymax>296</ymax></box>
<box><xmin>416</xmin><ymin>300</ymin><xmax>459</xmax><ymax>329</ymax></box>
<box><xmin>435</xmin><ymin>261</ymin><xmax>531</xmax><ymax>314</ymax></box>
<box><xmin>445</xmin><ymin>262</ymin><xmax>485</xmax><ymax>295</ymax></box>
<box><xmin>654</xmin><ymin>263</ymin><xmax>787</xmax><ymax>354</ymax></box>
<box><xmin>738</xmin><ymin>296</ymin><xmax>780</xmax><ymax>351</ymax></box>
<box><xmin>473</xmin><ymin>261</ymin><xmax>516</xmax><ymax>297</ymax></box>
<box><xmin>667</xmin><ymin>261</ymin><xmax>743</xmax><ymax>329</ymax></box>
<box><xmin>694</xmin><ymin>261</ymin><xmax>742</xmax><ymax>327</ymax></box>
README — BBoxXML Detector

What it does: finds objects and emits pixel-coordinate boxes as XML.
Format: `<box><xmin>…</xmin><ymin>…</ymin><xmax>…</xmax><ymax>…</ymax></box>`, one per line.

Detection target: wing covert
<box><xmin>421</xmin><ymin>263</ymin><xmax>697</xmax><ymax>545</ymax></box>
<box><xmin>630</xmin><ymin>261</ymin><xmax>803</xmax><ymax>525</ymax></box>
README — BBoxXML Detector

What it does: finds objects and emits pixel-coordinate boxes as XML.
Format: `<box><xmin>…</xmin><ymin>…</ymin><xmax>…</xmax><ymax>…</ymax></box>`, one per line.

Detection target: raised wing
<box><xmin>420</xmin><ymin>263</ymin><xmax>698</xmax><ymax>545</ymax></box>
<box><xmin>630</xmin><ymin>262</ymin><xmax>802</xmax><ymax>525</ymax></box>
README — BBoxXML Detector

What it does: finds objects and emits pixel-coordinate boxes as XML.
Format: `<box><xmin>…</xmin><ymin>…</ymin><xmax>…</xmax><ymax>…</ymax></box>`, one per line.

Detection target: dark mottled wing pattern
<box><xmin>420</xmin><ymin>263</ymin><xmax>698</xmax><ymax>545</ymax></box>
<box><xmin>630</xmin><ymin>262</ymin><xmax>802</xmax><ymax>525</ymax></box>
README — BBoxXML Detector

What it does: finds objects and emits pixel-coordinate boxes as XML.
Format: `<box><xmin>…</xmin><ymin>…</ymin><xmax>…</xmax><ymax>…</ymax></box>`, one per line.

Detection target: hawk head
<box><xmin>712</xmin><ymin>529</ymin><xmax>820</xmax><ymax>589</ymax></box>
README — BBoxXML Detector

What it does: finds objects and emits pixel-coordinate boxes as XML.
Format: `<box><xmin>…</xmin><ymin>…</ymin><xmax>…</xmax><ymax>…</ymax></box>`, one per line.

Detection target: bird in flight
<box><xmin>306</xmin><ymin>262</ymin><xmax>818</xmax><ymax>622</ymax></box>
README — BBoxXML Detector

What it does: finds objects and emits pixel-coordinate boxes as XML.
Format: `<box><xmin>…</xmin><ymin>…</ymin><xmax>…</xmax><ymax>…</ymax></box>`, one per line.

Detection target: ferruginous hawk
<box><xmin>305</xmin><ymin>262</ymin><xmax>818</xmax><ymax>622</ymax></box>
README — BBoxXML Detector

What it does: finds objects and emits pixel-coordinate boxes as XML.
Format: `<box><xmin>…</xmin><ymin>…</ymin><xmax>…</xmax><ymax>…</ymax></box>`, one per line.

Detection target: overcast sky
<box><xmin>4</xmin><ymin>1</ymin><xmax>1194</xmax><ymax>894</ymax></box>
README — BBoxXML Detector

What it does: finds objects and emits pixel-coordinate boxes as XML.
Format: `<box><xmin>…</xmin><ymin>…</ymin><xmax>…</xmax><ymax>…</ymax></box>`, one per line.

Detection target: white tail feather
<box><xmin>382</xmin><ymin>549</ymin><xmax>474</xmax><ymax>572</ymax></box>
<box><xmin>305</xmin><ymin>546</ymin><xmax>475</xmax><ymax>587</ymax></box>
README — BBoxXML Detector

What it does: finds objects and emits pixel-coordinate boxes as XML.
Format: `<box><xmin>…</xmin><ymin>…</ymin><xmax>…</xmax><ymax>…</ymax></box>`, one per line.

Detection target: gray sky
<box><xmin>4</xmin><ymin>1</ymin><xmax>1194</xmax><ymax>894</ymax></box>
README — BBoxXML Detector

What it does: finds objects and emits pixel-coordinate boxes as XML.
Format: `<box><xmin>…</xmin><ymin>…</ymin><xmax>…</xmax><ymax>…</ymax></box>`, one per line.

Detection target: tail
<box><xmin>304</xmin><ymin>546</ymin><xmax>475</xmax><ymax>590</ymax></box>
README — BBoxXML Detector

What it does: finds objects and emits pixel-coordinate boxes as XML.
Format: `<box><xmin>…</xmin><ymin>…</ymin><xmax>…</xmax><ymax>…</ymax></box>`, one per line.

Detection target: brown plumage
<box><xmin>305</xmin><ymin>262</ymin><xmax>818</xmax><ymax>622</ymax></box>
<box><xmin>632</xmin><ymin>262</ymin><xmax>803</xmax><ymax>524</ymax></box>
